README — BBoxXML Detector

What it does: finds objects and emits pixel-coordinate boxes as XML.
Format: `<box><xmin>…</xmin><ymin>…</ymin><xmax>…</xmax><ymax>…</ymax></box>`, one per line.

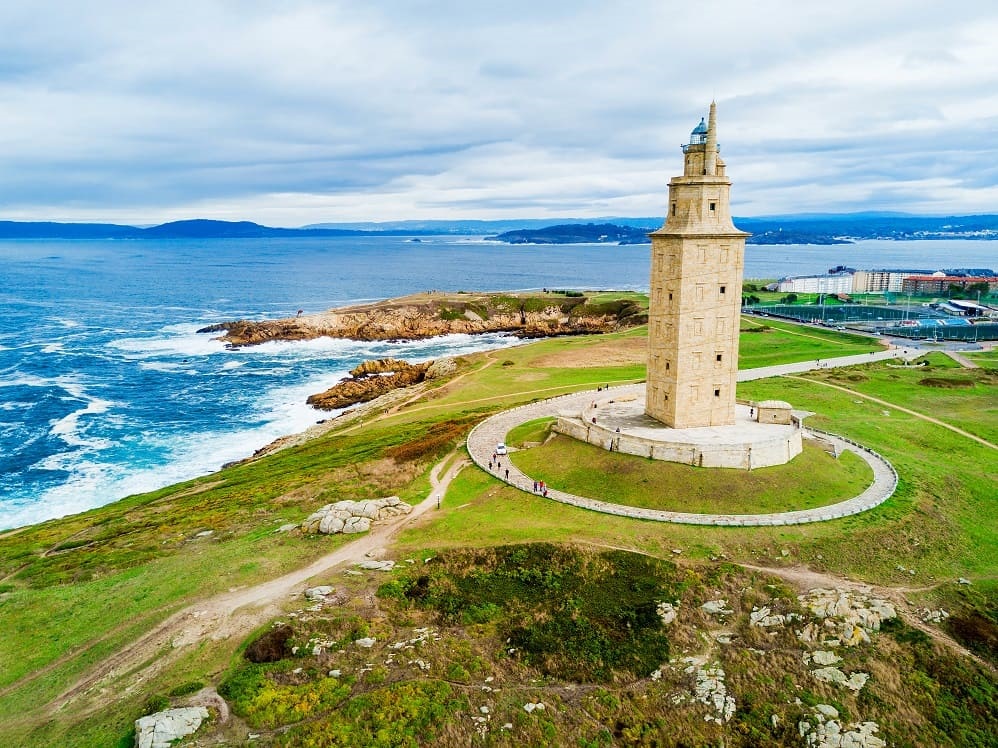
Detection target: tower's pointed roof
<box><xmin>691</xmin><ymin>117</ymin><xmax>708</xmax><ymax>136</ymax></box>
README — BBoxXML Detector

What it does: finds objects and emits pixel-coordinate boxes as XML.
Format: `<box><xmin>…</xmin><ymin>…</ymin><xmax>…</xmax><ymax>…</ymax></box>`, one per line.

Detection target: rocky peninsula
<box><xmin>197</xmin><ymin>291</ymin><xmax>647</xmax><ymax>347</ymax></box>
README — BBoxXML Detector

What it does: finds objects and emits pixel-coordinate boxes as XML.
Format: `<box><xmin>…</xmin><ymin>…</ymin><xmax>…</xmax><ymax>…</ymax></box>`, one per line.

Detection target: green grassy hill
<box><xmin>0</xmin><ymin>313</ymin><xmax>995</xmax><ymax>746</ymax></box>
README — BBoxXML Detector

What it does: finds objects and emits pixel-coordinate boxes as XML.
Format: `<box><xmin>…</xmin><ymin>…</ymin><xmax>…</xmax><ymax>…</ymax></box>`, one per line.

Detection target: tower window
<box><xmin>720</xmin><ymin>285</ymin><xmax>726</xmax><ymax>294</ymax></box>
<box><xmin>709</xmin><ymin>202</ymin><xmax>716</xmax><ymax>211</ymax></box>
<box><xmin>716</xmin><ymin>354</ymin><xmax>722</xmax><ymax>362</ymax></box>
<box><xmin>668</xmin><ymin>292</ymin><xmax>673</xmax><ymax>301</ymax></box>
<box><xmin>671</xmin><ymin>203</ymin><xmax>676</xmax><ymax>216</ymax></box>
<box><xmin>714</xmin><ymin>388</ymin><xmax>721</xmax><ymax>397</ymax></box>
<box><xmin>666</xmin><ymin>361</ymin><xmax>670</xmax><ymax>370</ymax></box>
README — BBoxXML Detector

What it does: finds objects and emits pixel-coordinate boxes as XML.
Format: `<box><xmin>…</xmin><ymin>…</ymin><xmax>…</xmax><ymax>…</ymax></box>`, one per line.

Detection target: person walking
<box><xmin>505</xmin><ymin>468</ymin><xmax>509</xmax><ymax>480</ymax></box>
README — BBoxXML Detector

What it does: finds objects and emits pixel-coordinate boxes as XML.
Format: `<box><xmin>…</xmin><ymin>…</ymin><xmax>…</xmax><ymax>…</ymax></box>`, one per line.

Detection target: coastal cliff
<box><xmin>198</xmin><ymin>291</ymin><xmax>647</xmax><ymax>347</ymax></box>
<box><xmin>306</xmin><ymin>358</ymin><xmax>435</xmax><ymax>411</ymax></box>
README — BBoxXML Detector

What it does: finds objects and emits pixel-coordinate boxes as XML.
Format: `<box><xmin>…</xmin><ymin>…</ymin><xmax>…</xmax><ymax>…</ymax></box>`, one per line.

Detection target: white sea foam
<box><xmin>108</xmin><ymin>324</ymin><xmax>228</xmax><ymax>359</ymax></box>
<box><xmin>50</xmin><ymin>394</ymin><xmax>115</xmax><ymax>450</ymax></box>
<box><xmin>138</xmin><ymin>361</ymin><xmax>187</xmax><ymax>373</ymax></box>
<box><xmin>221</xmin><ymin>360</ymin><xmax>246</xmax><ymax>370</ymax></box>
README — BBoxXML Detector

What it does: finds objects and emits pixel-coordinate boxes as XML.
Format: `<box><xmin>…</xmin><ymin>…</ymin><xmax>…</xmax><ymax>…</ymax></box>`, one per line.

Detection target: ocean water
<box><xmin>1</xmin><ymin>235</ymin><xmax>995</xmax><ymax>530</ymax></box>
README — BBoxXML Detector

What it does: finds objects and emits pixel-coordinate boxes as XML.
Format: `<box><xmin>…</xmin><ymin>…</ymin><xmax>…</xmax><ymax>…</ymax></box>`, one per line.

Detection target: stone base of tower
<box><xmin>554</xmin><ymin>394</ymin><xmax>803</xmax><ymax>470</ymax></box>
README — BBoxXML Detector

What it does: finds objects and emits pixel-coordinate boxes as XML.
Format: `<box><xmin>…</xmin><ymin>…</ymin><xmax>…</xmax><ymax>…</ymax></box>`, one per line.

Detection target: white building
<box><xmin>777</xmin><ymin>273</ymin><xmax>854</xmax><ymax>294</ymax></box>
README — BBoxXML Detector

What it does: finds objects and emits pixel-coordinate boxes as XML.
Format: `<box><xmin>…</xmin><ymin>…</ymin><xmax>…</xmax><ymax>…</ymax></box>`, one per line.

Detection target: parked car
<box><xmin>496</xmin><ymin>443</ymin><xmax>508</xmax><ymax>455</ymax></box>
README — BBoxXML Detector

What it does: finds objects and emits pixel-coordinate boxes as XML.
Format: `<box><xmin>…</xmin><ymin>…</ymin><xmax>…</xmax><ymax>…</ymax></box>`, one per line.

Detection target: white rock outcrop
<box><xmin>305</xmin><ymin>585</ymin><xmax>334</xmax><ymax>600</ymax></box>
<box><xmin>812</xmin><ymin>650</ymin><xmax>842</xmax><ymax>666</ymax></box>
<box><xmin>798</xmin><ymin>705</ymin><xmax>886</xmax><ymax>748</ymax></box>
<box><xmin>693</xmin><ymin>663</ymin><xmax>736</xmax><ymax>724</ymax></box>
<box><xmin>135</xmin><ymin>707</ymin><xmax>209</xmax><ymax>748</ymax></box>
<box><xmin>301</xmin><ymin>497</ymin><xmax>412</xmax><ymax>535</ymax></box>
<box><xmin>701</xmin><ymin>599</ymin><xmax>733</xmax><ymax>615</ymax></box>
<box><xmin>358</xmin><ymin>560</ymin><xmax>396</xmax><ymax>572</ymax></box>
<box><xmin>798</xmin><ymin>589</ymin><xmax>896</xmax><ymax>646</ymax></box>
<box><xmin>812</xmin><ymin>666</ymin><xmax>869</xmax><ymax>692</ymax></box>
<box><xmin>657</xmin><ymin>601</ymin><xmax>678</xmax><ymax>625</ymax></box>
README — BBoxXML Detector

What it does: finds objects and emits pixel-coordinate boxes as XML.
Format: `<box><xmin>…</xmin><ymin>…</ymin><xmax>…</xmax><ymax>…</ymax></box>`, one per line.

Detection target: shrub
<box><xmin>168</xmin><ymin>680</ymin><xmax>204</xmax><ymax>697</ymax></box>
<box><xmin>142</xmin><ymin>695</ymin><xmax>170</xmax><ymax>715</ymax></box>
<box><xmin>385</xmin><ymin>418</ymin><xmax>476</xmax><ymax>462</ymax></box>
<box><xmin>380</xmin><ymin>544</ymin><xmax>680</xmax><ymax>681</ymax></box>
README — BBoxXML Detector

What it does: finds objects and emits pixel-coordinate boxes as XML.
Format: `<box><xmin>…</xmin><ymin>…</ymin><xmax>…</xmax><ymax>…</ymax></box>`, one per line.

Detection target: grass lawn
<box><xmin>964</xmin><ymin>349</ymin><xmax>998</xmax><ymax>367</ymax></box>
<box><xmin>509</xmin><ymin>437</ymin><xmax>872</xmax><ymax>514</ymax></box>
<box><xmin>585</xmin><ymin>290</ymin><xmax>650</xmax><ymax>308</ymax></box>
<box><xmin>505</xmin><ymin>417</ymin><xmax>556</xmax><ymax>447</ymax></box>
<box><xmin>739</xmin><ymin>317</ymin><xmax>880</xmax><ymax>366</ymax></box>
<box><xmin>801</xmin><ymin>353</ymin><xmax>998</xmax><ymax>445</ymax></box>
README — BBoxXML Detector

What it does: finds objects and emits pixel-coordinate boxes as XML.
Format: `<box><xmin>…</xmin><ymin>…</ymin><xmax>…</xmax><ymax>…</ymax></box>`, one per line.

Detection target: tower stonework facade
<box><xmin>645</xmin><ymin>102</ymin><xmax>749</xmax><ymax>429</ymax></box>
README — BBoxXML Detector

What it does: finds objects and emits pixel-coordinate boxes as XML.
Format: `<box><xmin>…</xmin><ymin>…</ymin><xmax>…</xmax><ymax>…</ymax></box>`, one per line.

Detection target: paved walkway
<box><xmin>943</xmin><ymin>350</ymin><xmax>979</xmax><ymax>369</ymax></box>
<box><xmin>466</xmin><ymin>351</ymin><xmax>911</xmax><ymax>526</ymax></box>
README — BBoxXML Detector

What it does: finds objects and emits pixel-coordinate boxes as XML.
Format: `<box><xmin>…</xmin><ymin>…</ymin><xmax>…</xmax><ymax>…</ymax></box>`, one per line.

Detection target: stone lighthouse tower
<box><xmin>645</xmin><ymin>102</ymin><xmax>749</xmax><ymax>428</ymax></box>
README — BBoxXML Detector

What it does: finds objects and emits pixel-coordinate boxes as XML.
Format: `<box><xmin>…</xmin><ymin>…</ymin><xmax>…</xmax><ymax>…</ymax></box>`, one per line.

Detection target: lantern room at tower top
<box><xmin>684</xmin><ymin>117</ymin><xmax>709</xmax><ymax>149</ymax></box>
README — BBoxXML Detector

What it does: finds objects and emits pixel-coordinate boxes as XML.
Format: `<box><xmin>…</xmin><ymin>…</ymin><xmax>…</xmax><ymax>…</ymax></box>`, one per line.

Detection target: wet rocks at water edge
<box><xmin>300</xmin><ymin>497</ymin><xmax>413</xmax><ymax>535</ymax></box>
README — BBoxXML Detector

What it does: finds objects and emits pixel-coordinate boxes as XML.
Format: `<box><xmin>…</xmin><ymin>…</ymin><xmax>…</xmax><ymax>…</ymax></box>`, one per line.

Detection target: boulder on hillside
<box><xmin>301</xmin><ymin>497</ymin><xmax>413</xmax><ymax>535</ymax></box>
<box><xmin>135</xmin><ymin>706</ymin><xmax>209</xmax><ymax>748</ymax></box>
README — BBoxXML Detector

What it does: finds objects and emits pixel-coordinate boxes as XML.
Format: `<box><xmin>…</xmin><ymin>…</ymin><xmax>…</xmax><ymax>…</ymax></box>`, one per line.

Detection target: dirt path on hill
<box><xmin>787</xmin><ymin>375</ymin><xmax>997</xmax><ymax>450</ymax></box>
<box><xmin>42</xmin><ymin>453</ymin><xmax>470</xmax><ymax>719</ymax></box>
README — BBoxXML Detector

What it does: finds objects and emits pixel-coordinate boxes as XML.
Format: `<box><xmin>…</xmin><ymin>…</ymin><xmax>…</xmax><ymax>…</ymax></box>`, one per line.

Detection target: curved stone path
<box><xmin>466</xmin><ymin>382</ymin><xmax>899</xmax><ymax>527</ymax></box>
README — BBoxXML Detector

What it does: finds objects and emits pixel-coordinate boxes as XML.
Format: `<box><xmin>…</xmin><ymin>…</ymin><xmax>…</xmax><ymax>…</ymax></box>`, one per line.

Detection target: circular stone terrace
<box><xmin>466</xmin><ymin>384</ymin><xmax>898</xmax><ymax>527</ymax></box>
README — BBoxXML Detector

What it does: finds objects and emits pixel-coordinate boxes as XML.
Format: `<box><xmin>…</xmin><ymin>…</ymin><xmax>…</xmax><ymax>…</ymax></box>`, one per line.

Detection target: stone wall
<box><xmin>554</xmin><ymin>416</ymin><xmax>802</xmax><ymax>470</ymax></box>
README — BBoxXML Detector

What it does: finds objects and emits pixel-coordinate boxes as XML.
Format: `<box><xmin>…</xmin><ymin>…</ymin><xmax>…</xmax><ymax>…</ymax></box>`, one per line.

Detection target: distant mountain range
<box><xmin>0</xmin><ymin>213</ymin><xmax>997</xmax><ymax>243</ymax></box>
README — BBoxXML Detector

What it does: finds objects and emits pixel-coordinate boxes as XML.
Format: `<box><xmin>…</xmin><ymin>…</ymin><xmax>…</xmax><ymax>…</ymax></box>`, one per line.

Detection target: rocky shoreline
<box><xmin>305</xmin><ymin>357</ymin><xmax>454</xmax><ymax>411</ymax></box>
<box><xmin>196</xmin><ymin>291</ymin><xmax>646</xmax><ymax>347</ymax></box>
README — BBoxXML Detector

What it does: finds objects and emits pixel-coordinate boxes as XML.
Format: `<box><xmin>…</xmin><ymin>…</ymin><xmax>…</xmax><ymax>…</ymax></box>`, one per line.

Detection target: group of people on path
<box><xmin>485</xmin><ymin>450</ymin><xmax>550</xmax><ymax>496</ymax></box>
<box><xmin>488</xmin><ymin>453</ymin><xmax>509</xmax><ymax>481</ymax></box>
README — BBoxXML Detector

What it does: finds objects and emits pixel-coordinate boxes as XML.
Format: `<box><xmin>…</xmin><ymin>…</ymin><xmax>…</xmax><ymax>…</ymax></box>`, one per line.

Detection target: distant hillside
<box><xmin>737</xmin><ymin>214</ymin><xmax>998</xmax><ymax>242</ymax></box>
<box><xmin>488</xmin><ymin>223</ymin><xmax>652</xmax><ymax>245</ymax></box>
<box><xmin>1</xmin><ymin>213</ymin><xmax>997</xmax><ymax>242</ymax></box>
<box><xmin>0</xmin><ymin>220</ymin><xmax>143</xmax><ymax>239</ymax></box>
<box><xmin>306</xmin><ymin>217</ymin><xmax>662</xmax><ymax>235</ymax></box>
<box><xmin>0</xmin><ymin>219</ymin><xmax>415</xmax><ymax>240</ymax></box>
<box><xmin>489</xmin><ymin>214</ymin><xmax>998</xmax><ymax>245</ymax></box>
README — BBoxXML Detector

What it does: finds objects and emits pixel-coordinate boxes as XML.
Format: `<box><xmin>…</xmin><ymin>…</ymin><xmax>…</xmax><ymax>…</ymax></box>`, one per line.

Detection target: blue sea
<box><xmin>1</xmin><ymin>235</ymin><xmax>995</xmax><ymax>530</ymax></box>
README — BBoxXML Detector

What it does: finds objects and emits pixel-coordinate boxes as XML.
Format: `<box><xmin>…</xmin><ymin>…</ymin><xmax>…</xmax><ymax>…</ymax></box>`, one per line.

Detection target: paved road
<box><xmin>466</xmin><ymin>351</ymin><xmax>909</xmax><ymax>527</ymax></box>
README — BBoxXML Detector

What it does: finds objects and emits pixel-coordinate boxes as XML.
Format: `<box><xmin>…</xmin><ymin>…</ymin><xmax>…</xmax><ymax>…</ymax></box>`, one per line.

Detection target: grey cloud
<box><xmin>1</xmin><ymin>1</ymin><xmax>997</xmax><ymax>223</ymax></box>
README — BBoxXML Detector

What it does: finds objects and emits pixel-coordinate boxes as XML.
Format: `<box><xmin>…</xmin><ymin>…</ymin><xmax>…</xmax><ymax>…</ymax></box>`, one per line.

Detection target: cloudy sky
<box><xmin>1</xmin><ymin>1</ymin><xmax>996</xmax><ymax>226</ymax></box>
